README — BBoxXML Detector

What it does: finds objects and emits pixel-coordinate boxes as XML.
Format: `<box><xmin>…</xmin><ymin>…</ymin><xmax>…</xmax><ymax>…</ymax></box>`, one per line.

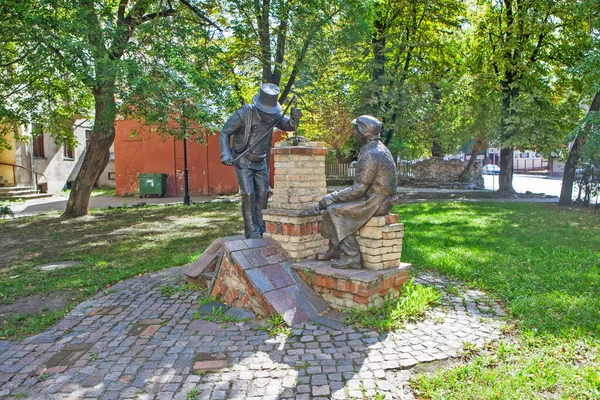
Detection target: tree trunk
<box><xmin>559</xmin><ymin>91</ymin><xmax>600</xmax><ymax>205</ymax></box>
<box><xmin>498</xmin><ymin>76</ymin><xmax>518</xmax><ymax>193</ymax></box>
<box><xmin>498</xmin><ymin>148</ymin><xmax>515</xmax><ymax>193</ymax></box>
<box><xmin>458</xmin><ymin>140</ymin><xmax>481</xmax><ymax>182</ymax></box>
<box><xmin>63</xmin><ymin>84</ymin><xmax>116</xmax><ymax>218</ymax></box>
<box><xmin>431</xmin><ymin>141</ymin><xmax>443</xmax><ymax>157</ymax></box>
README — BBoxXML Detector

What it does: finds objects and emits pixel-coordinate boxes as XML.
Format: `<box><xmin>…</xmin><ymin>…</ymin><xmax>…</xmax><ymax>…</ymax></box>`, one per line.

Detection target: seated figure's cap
<box><xmin>351</xmin><ymin>115</ymin><xmax>382</xmax><ymax>139</ymax></box>
<box><xmin>253</xmin><ymin>83</ymin><xmax>282</xmax><ymax>114</ymax></box>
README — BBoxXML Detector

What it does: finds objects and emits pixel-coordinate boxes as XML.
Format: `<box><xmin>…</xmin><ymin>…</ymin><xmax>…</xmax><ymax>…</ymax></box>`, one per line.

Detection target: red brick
<box><xmin>350</xmin><ymin>282</ymin><xmax>358</xmax><ymax>294</ymax></box>
<box><xmin>89</xmin><ymin>307</ymin><xmax>102</xmax><ymax>316</ymax></box>
<box><xmin>335</xmin><ymin>279</ymin><xmax>349</xmax><ymax>291</ymax></box>
<box><xmin>353</xmin><ymin>295</ymin><xmax>370</xmax><ymax>304</ymax></box>
<box><xmin>37</xmin><ymin>365</ymin><xmax>67</xmax><ymax>375</ymax></box>
<box><xmin>293</xmin><ymin>225</ymin><xmax>301</xmax><ymax>236</ymax></box>
<box><xmin>315</xmin><ymin>275</ymin><xmax>328</xmax><ymax>287</ymax></box>
<box><xmin>193</xmin><ymin>360</ymin><xmax>228</xmax><ymax>371</ymax></box>
<box><xmin>331</xmin><ymin>289</ymin><xmax>343</xmax><ymax>298</ymax></box>
<box><xmin>385</xmin><ymin>214</ymin><xmax>399</xmax><ymax>224</ymax></box>
<box><xmin>140</xmin><ymin>324</ymin><xmax>161</xmax><ymax>337</ymax></box>
<box><xmin>382</xmin><ymin>278</ymin><xmax>390</xmax><ymax>291</ymax></box>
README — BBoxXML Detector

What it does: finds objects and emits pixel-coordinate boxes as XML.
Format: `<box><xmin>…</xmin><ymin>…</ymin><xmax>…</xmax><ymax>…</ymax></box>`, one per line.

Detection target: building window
<box><xmin>32</xmin><ymin>124</ymin><xmax>45</xmax><ymax>158</ymax></box>
<box><xmin>108</xmin><ymin>172</ymin><xmax>115</xmax><ymax>180</ymax></box>
<box><xmin>85</xmin><ymin>129</ymin><xmax>92</xmax><ymax>148</ymax></box>
<box><xmin>64</xmin><ymin>141</ymin><xmax>75</xmax><ymax>159</ymax></box>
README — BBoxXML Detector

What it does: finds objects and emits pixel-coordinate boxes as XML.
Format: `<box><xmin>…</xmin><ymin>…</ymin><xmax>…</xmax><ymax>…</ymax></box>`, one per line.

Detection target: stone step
<box><xmin>0</xmin><ymin>192</ymin><xmax>53</xmax><ymax>201</ymax></box>
<box><xmin>0</xmin><ymin>186</ymin><xmax>35</xmax><ymax>193</ymax></box>
<box><xmin>186</xmin><ymin>236</ymin><xmax>344</xmax><ymax>329</ymax></box>
<box><xmin>0</xmin><ymin>186</ymin><xmax>53</xmax><ymax>201</ymax></box>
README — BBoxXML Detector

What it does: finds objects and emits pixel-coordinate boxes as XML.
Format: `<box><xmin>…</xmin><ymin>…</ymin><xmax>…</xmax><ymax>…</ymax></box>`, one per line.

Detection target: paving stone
<box><xmin>224</xmin><ymin>308</ymin><xmax>256</xmax><ymax>320</ymax></box>
<box><xmin>186</xmin><ymin>320</ymin><xmax>223</xmax><ymax>334</ymax></box>
<box><xmin>0</xmin><ymin>267</ymin><xmax>505</xmax><ymax>400</ymax></box>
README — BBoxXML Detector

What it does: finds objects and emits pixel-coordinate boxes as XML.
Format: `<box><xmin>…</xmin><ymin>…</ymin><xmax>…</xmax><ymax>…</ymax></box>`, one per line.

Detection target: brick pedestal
<box><xmin>292</xmin><ymin>213</ymin><xmax>412</xmax><ymax>310</ymax></box>
<box><xmin>357</xmin><ymin>214</ymin><xmax>404</xmax><ymax>271</ymax></box>
<box><xmin>292</xmin><ymin>260</ymin><xmax>411</xmax><ymax>310</ymax></box>
<box><xmin>263</xmin><ymin>142</ymin><xmax>329</xmax><ymax>259</ymax></box>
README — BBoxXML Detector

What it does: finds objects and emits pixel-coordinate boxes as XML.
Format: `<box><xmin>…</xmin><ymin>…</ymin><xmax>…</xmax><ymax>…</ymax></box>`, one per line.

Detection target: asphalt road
<box><xmin>484</xmin><ymin>174</ymin><xmax>565</xmax><ymax>197</ymax></box>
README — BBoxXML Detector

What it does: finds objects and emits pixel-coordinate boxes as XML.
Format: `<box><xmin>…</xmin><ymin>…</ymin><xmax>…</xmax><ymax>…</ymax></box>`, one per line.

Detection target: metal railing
<box><xmin>0</xmin><ymin>162</ymin><xmax>46</xmax><ymax>186</ymax></box>
<box><xmin>325</xmin><ymin>160</ymin><xmax>412</xmax><ymax>180</ymax></box>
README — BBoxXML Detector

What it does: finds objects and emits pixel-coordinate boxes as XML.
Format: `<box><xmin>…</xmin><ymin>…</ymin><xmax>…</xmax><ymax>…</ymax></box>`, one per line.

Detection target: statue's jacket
<box><xmin>219</xmin><ymin>105</ymin><xmax>296</xmax><ymax>170</ymax></box>
<box><xmin>321</xmin><ymin>140</ymin><xmax>397</xmax><ymax>247</ymax></box>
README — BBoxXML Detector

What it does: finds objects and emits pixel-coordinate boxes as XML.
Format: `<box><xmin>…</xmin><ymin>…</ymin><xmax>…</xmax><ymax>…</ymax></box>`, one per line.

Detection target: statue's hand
<box><xmin>290</xmin><ymin>107</ymin><xmax>302</xmax><ymax>120</ymax></box>
<box><xmin>300</xmin><ymin>203</ymin><xmax>321</xmax><ymax>216</ymax></box>
<box><xmin>221</xmin><ymin>155</ymin><xmax>234</xmax><ymax>166</ymax></box>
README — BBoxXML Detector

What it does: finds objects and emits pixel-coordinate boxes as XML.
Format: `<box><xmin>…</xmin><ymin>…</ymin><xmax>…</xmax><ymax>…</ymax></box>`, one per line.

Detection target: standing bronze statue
<box><xmin>301</xmin><ymin>115</ymin><xmax>397</xmax><ymax>269</ymax></box>
<box><xmin>219</xmin><ymin>84</ymin><xmax>302</xmax><ymax>238</ymax></box>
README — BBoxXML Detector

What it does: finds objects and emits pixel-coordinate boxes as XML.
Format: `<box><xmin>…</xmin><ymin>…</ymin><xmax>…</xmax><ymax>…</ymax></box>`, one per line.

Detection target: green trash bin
<box><xmin>138</xmin><ymin>173</ymin><xmax>167</xmax><ymax>198</ymax></box>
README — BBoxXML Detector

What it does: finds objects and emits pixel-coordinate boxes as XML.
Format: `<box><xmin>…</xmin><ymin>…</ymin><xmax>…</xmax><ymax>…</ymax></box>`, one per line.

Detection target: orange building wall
<box><xmin>114</xmin><ymin>120</ymin><xmax>282</xmax><ymax>196</ymax></box>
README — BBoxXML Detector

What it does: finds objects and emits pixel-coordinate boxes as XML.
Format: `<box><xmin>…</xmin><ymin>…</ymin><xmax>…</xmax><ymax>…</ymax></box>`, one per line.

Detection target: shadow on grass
<box><xmin>0</xmin><ymin>203</ymin><xmax>243</xmax><ymax>303</ymax></box>
<box><xmin>394</xmin><ymin>202</ymin><xmax>600</xmax><ymax>338</ymax></box>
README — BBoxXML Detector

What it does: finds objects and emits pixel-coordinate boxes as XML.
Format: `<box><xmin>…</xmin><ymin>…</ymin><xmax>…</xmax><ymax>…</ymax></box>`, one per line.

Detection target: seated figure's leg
<box><xmin>331</xmin><ymin>234</ymin><xmax>362</xmax><ymax>269</ymax></box>
<box><xmin>316</xmin><ymin>208</ymin><xmax>342</xmax><ymax>260</ymax></box>
<box><xmin>235</xmin><ymin>166</ymin><xmax>261</xmax><ymax>238</ymax></box>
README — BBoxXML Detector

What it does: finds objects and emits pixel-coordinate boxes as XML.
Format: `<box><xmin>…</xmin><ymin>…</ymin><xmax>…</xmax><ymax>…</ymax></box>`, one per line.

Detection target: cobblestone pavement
<box><xmin>0</xmin><ymin>268</ymin><xmax>506</xmax><ymax>399</ymax></box>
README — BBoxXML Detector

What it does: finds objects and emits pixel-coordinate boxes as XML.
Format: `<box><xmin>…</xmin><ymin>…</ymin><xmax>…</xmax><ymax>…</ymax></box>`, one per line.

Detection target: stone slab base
<box><xmin>292</xmin><ymin>260</ymin><xmax>412</xmax><ymax>310</ymax></box>
<box><xmin>183</xmin><ymin>236</ymin><xmax>244</xmax><ymax>291</ymax></box>
<box><xmin>189</xmin><ymin>236</ymin><xmax>343</xmax><ymax>328</ymax></box>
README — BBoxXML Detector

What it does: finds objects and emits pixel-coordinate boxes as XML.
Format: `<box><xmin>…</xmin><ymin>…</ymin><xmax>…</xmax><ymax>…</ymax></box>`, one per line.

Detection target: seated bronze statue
<box><xmin>301</xmin><ymin>115</ymin><xmax>397</xmax><ymax>269</ymax></box>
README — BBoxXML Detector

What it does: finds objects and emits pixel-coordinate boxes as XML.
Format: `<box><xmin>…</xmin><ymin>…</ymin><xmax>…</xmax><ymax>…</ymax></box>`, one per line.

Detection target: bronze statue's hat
<box><xmin>253</xmin><ymin>83</ymin><xmax>282</xmax><ymax>114</ymax></box>
<box><xmin>351</xmin><ymin>115</ymin><xmax>382</xmax><ymax>139</ymax></box>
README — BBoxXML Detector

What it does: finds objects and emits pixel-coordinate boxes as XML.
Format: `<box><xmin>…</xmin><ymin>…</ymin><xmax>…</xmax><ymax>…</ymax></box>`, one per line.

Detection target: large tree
<box><xmin>559</xmin><ymin>0</ymin><xmax>599</xmax><ymax>205</ymax></box>
<box><xmin>359</xmin><ymin>0</ymin><xmax>464</xmax><ymax>155</ymax></box>
<box><xmin>222</xmin><ymin>0</ymin><xmax>352</xmax><ymax>105</ymax></box>
<box><xmin>471</xmin><ymin>0</ymin><xmax>586</xmax><ymax>193</ymax></box>
<box><xmin>0</xmin><ymin>0</ymin><xmax>223</xmax><ymax>217</ymax></box>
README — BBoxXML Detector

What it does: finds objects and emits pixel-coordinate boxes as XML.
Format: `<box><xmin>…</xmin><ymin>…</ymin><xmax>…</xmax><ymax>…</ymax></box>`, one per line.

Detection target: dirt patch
<box><xmin>0</xmin><ymin>291</ymin><xmax>74</xmax><ymax>322</ymax></box>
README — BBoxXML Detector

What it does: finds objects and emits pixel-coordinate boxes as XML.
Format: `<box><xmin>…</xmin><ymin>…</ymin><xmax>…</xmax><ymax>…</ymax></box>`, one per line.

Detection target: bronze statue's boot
<box><xmin>331</xmin><ymin>254</ymin><xmax>362</xmax><ymax>269</ymax></box>
<box><xmin>241</xmin><ymin>195</ymin><xmax>261</xmax><ymax>239</ymax></box>
<box><xmin>316</xmin><ymin>247</ymin><xmax>342</xmax><ymax>261</ymax></box>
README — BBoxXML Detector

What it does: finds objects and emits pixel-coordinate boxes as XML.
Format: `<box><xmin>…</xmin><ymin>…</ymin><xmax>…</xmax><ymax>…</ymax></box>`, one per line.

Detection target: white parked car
<box><xmin>482</xmin><ymin>164</ymin><xmax>501</xmax><ymax>175</ymax></box>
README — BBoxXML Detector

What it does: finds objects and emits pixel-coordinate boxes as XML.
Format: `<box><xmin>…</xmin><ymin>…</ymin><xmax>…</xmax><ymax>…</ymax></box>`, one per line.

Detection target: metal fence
<box><xmin>513</xmin><ymin>158</ymin><xmax>549</xmax><ymax>172</ymax></box>
<box><xmin>325</xmin><ymin>160</ymin><xmax>413</xmax><ymax>180</ymax></box>
<box><xmin>325</xmin><ymin>162</ymin><xmax>354</xmax><ymax>180</ymax></box>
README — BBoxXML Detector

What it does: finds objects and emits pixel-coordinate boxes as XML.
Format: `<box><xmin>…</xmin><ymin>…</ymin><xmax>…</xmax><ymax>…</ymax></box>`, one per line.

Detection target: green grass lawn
<box><xmin>395</xmin><ymin>202</ymin><xmax>600</xmax><ymax>399</ymax></box>
<box><xmin>0</xmin><ymin>201</ymin><xmax>598</xmax><ymax>398</ymax></box>
<box><xmin>0</xmin><ymin>202</ymin><xmax>243</xmax><ymax>338</ymax></box>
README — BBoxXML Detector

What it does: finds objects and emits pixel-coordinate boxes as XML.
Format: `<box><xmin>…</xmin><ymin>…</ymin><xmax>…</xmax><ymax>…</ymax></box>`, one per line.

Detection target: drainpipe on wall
<box><xmin>28</xmin><ymin>124</ymin><xmax>36</xmax><ymax>190</ymax></box>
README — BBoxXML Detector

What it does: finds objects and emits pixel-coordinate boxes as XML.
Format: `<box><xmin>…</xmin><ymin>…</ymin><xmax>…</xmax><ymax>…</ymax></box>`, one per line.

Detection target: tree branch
<box><xmin>272</xmin><ymin>6</ymin><xmax>288</xmax><ymax>87</ymax></box>
<box><xmin>280</xmin><ymin>36</ymin><xmax>310</xmax><ymax>104</ymax></box>
<box><xmin>529</xmin><ymin>12</ymin><xmax>551</xmax><ymax>64</ymax></box>
<box><xmin>117</xmin><ymin>0</ymin><xmax>129</xmax><ymax>22</ymax></box>
<box><xmin>0</xmin><ymin>43</ymin><xmax>39</xmax><ymax>67</ymax></box>
<box><xmin>141</xmin><ymin>8</ymin><xmax>175</xmax><ymax>22</ymax></box>
<box><xmin>45</xmin><ymin>43</ymin><xmax>95</xmax><ymax>88</ymax></box>
<box><xmin>179</xmin><ymin>0</ymin><xmax>222</xmax><ymax>31</ymax></box>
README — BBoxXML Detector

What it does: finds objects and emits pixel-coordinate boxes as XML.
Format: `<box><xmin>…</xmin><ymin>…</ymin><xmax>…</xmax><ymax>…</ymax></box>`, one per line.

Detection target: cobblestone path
<box><xmin>0</xmin><ymin>268</ymin><xmax>506</xmax><ymax>399</ymax></box>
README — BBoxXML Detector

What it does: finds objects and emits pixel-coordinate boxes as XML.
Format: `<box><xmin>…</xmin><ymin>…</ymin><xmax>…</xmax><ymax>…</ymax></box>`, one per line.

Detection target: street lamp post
<box><xmin>183</xmin><ymin>135</ymin><xmax>191</xmax><ymax>206</ymax></box>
